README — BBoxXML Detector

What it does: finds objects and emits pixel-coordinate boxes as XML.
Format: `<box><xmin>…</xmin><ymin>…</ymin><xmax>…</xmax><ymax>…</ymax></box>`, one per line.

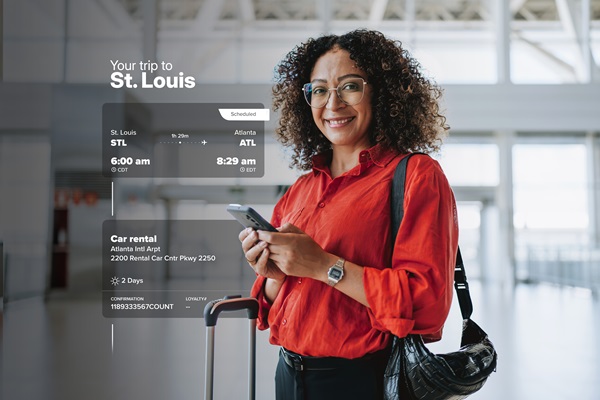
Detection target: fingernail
<box><xmin>258</xmin><ymin>241</ymin><xmax>267</xmax><ymax>248</ymax></box>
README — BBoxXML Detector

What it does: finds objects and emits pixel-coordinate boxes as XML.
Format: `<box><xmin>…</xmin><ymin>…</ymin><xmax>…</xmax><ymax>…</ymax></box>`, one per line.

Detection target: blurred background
<box><xmin>1</xmin><ymin>0</ymin><xmax>599</xmax><ymax>399</ymax></box>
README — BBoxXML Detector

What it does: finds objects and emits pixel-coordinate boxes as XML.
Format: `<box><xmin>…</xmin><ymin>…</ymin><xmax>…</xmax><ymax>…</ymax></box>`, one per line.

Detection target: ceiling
<box><xmin>115</xmin><ymin>0</ymin><xmax>600</xmax><ymax>25</ymax></box>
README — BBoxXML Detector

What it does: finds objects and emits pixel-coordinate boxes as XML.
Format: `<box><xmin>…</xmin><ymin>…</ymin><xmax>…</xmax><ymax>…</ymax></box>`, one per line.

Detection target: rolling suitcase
<box><xmin>203</xmin><ymin>295</ymin><xmax>259</xmax><ymax>400</ymax></box>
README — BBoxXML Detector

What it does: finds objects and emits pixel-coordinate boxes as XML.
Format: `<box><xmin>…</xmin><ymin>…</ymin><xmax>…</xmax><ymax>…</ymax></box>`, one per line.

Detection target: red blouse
<box><xmin>251</xmin><ymin>144</ymin><xmax>458</xmax><ymax>359</ymax></box>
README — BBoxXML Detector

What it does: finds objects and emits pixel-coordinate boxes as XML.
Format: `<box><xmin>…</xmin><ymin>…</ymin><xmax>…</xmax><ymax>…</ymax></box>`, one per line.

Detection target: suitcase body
<box><xmin>203</xmin><ymin>296</ymin><xmax>259</xmax><ymax>400</ymax></box>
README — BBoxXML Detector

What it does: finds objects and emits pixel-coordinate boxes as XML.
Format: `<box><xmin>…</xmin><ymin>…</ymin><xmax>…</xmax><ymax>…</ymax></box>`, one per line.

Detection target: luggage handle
<box><xmin>204</xmin><ymin>296</ymin><xmax>259</xmax><ymax>400</ymax></box>
<box><xmin>204</xmin><ymin>295</ymin><xmax>259</xmax><ymax>326</ymax></box>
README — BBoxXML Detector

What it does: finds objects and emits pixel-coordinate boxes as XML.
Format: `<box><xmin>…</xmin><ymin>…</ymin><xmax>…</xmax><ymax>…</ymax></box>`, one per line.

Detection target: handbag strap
<box><xmin>391</xmin><ymin>153</ymin><xmax>473</xmax><ymax>320</ymax></box>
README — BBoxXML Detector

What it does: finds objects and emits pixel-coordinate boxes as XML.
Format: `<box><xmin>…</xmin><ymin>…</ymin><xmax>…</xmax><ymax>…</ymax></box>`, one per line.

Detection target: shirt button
<box><xmin>298</xmin><ymin>279</ymin><xmax>302</xmax><ymax>284</ymax></box>
<box><xmin>318</xmin><ymin>202</ymin><xmax>325</xmax><ymax>208</ymax></box>
<box><xmin>282</xmin><ymin>318</ymin><xmax>287</xmax><ymax>325</ymax></box>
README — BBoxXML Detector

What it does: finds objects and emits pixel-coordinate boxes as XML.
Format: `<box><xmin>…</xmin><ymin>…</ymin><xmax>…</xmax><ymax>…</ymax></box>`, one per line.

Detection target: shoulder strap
<box><xmin>391</xmin><ymin>153</ymin><xmax>473</xmax><ymax>320</ymax></box>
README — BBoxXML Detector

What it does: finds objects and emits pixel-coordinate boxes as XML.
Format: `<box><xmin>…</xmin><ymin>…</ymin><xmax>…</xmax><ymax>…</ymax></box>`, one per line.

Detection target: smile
<box><xmin>325</xmin><ymin>117</ymin><xmax>355</xmax><ymax>128</ymax></box>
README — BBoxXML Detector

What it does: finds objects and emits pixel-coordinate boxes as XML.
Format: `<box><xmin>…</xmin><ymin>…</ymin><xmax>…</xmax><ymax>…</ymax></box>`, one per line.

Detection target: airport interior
<box><xmin>1</xmin><ymin>0</ymin><xmax>600</xmax><ymax>399</ymax></box>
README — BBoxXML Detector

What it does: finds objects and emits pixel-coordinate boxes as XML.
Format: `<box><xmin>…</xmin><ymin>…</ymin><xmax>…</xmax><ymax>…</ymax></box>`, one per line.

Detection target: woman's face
<box><xmin>309</xmin><ymin>48</ymin><xmax>373</xmax><ymax>151</ymax></box>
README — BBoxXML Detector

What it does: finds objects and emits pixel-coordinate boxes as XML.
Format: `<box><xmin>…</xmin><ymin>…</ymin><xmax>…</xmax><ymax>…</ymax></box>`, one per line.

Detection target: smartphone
<box><xmin>226</xmin><ymin>204</ymin><xmax>277</xmax><ymax>232</ymax></box>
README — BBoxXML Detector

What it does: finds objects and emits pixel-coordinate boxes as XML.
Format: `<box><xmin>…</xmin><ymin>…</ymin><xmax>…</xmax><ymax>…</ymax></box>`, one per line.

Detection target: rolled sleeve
<box><xmin>250</xmin><ymin>276</ymin><xmax>271</xmax><ymax>330</ymax></box>
<box><xmin>363</xmin><ymin>266</ymin><xmax>415</xmax><ymax>337</ymax></box>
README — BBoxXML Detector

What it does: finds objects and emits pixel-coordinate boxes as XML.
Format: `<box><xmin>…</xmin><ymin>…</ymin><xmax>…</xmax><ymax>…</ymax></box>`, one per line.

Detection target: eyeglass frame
<box><xmin>301</xmin><ymin>78</ymin><xmax>369</xmax><ymax>109</ymax></box>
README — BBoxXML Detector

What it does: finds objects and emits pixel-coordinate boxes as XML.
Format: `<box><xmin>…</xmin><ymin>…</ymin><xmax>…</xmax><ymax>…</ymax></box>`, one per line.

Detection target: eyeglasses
<box><xmin>302</xmin><ymin>78</ymin><xmax>368</xmax><ymax>108</ymax></box>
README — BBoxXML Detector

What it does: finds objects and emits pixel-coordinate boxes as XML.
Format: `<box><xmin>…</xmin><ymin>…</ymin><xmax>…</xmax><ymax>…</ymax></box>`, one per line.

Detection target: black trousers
<box><xmin>275</xmin><ymin>348</ymin><xmax>389</xmax><ymax>400</ymax></box>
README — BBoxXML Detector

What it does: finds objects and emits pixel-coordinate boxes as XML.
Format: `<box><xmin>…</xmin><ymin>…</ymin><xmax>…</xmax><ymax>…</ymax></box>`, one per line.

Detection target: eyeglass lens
<box><xmin>303</xmin><ymin>78</ymin><xmax>365</xmax><ymax>108</ymax></box>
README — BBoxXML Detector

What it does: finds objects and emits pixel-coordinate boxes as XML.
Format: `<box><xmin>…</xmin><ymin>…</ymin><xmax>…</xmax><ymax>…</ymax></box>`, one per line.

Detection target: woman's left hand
<box><xmin>256</xmin><ymin>223</ymin><xmax>334</xmax><ymax>280</ymax></box>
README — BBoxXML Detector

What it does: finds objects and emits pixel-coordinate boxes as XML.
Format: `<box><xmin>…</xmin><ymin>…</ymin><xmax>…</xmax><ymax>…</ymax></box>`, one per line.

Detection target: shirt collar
<box><xmin>363</xmin><ymin>143</ymin><xmax>398</xmax><ymax>167</ymax></box>
<box><xmin>312</xmin><ymin>144</ymin><xmax>398</xmax><ymax>176</ymax></box>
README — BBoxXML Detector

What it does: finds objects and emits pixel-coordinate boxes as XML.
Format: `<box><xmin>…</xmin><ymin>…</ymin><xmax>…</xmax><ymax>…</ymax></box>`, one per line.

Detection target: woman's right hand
<box><xmin>239</xmin><ymin>227</ymin><xmax>286</xmax><ymax>283</ymax></box>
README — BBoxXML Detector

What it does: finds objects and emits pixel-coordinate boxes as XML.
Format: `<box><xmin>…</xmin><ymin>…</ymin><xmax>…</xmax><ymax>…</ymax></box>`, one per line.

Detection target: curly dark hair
<box><xmin>272</xmin><ymin>29</ymin><xmax>449</xmax><ymax>171</ymax></box>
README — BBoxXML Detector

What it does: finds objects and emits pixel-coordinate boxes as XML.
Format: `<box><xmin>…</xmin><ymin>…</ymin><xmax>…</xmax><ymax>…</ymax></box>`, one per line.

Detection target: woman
<box><xmin>239</xmin><ymin>29</ymin><xmax>458</xmax><ymax>400</ymax></box>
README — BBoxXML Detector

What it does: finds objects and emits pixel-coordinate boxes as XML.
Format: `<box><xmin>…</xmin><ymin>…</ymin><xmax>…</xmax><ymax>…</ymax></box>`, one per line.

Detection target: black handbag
<box><xmin>383</xmin><ymin>153</ymin><xmax>498</xmax><ymax>400</ymax></box>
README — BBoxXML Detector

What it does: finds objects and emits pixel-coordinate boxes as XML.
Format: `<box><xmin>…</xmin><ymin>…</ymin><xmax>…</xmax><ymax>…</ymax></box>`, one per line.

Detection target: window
<box><xmin>437</xmin><ymin>143</ymin><xmax>499</xmax><ymax>186</ymax></box>
<box><xmin>513</xmin><ymin>143</ymin><xmax>588</xmax><ymax>243</ymax></box>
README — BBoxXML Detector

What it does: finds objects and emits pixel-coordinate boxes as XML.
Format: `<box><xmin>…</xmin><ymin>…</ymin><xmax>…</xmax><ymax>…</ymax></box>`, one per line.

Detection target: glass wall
<box><xmin>512</xmin><ymin>142</ymin><xmax>594</xmax><ymax>288</ymax></box>
<box><xmin>437</xmin><ymin>138</ymin><xmax>595</xmax><ymax>289</ymax></box>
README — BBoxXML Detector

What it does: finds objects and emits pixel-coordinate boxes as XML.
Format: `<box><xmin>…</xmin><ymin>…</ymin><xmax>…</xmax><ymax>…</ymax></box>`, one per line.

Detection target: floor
<box><xmin>2</xmin><ymin>282</ymin><xmax>599</xmax><ymax>400</ymax></box>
